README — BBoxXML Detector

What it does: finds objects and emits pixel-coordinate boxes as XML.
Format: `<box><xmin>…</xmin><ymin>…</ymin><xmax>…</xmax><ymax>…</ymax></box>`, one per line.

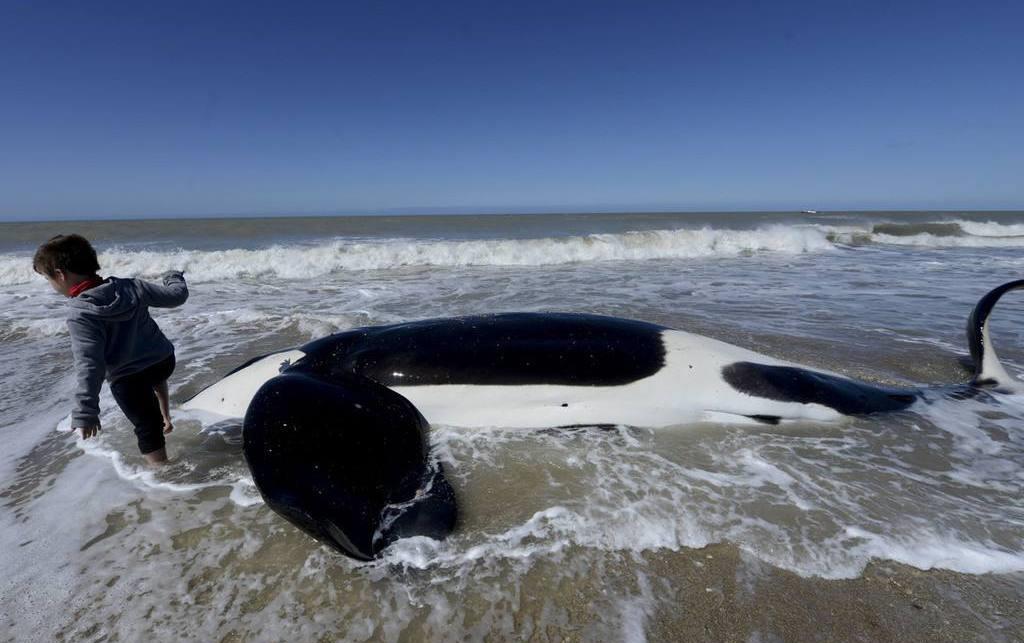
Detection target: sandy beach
<box><xmin>3</xmin><ymin>212</ymin><xmax>1023</xmax><ymax>641</ymax></box>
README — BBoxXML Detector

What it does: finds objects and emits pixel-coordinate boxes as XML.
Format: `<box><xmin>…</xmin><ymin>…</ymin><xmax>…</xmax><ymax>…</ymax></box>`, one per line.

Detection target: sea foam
<box><xmin>7</xmin><ymin>220</ymin><xmax>1024</xmax><ymax>288</ymax></box>
<box><xmin>0</xmin><ymin>225</ymin><xmax>834</xmax><ymax>286</ymax></box>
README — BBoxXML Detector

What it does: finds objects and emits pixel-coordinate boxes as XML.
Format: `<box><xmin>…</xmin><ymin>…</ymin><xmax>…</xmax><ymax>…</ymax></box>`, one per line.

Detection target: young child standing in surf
<box><xmin>33</xmin><ymin>234</ymin><xmax>188</xmax><ymax>464</ymax></box>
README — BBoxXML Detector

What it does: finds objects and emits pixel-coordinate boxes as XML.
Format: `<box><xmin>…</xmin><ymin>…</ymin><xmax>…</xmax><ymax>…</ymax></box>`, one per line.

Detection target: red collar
<box><xmin>69</xmin><ymin>276</ymin><xmax>103</xmax><ymax>298</ymax></box>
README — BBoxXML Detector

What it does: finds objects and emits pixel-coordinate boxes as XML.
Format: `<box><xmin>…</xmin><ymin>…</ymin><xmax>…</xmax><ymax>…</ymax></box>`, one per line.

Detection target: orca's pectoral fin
<box><xmin>242</xmin><ymin>371</ymin><xmax>458</xmax><ymax>560</ymax></box>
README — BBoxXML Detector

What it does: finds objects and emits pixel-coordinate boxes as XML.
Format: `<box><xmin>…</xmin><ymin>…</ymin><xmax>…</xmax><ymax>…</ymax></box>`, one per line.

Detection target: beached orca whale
<box><xmin>184</xmin><ymin>280</ymin><xmax>1023</xmax><ymax>560</ymax></box>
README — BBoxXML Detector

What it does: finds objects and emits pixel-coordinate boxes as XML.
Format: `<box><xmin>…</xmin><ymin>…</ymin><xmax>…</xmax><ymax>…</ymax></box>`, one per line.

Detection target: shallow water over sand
<box><xmin>2</xmin><ymin>211</ymin><xmax>1023</xmax><ymax>640</ymax></box>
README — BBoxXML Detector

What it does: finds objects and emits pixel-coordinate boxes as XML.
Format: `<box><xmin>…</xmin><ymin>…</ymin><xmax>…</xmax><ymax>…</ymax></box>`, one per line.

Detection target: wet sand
<box><xmin>41</xmin><ymin>539</ymin><xmax>1022</xmax><ymax>641</ymax></box>
<box><xmin>644</xmin><ymin>545</ymin><xmax>1022</xmax><ymax>643</ymax></box>
<box><xmin>4</xmin><ymin>212</ymin><xmax>1024</xmax><ymax>641</ymax></box>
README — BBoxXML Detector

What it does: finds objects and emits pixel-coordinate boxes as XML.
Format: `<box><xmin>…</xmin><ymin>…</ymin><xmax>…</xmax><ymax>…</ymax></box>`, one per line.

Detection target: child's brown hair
<box><xmin>32</xmin><ymin>234</ymin><xmax>101</xmax><ymax>278</ymax></box>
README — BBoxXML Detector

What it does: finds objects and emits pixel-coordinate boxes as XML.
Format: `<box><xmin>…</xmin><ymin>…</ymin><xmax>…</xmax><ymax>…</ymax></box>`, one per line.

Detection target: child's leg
<box><xmin>143</xmin><ymin>447</ymin><xmax>168</xmax><ymax>464</ymax></box>
<box><xmin>109</xmin><ymin>355</ymin><xmax>176</xmax><ymax>464</ymax></box>
<box><xmin>154</xmin><ymin>380</ymin><xmax>173</xmax><ymax>434</ymax></box>
<box><xmin>110</xmin><ymin>371</ymin><xmax>168</xmax><ymax>463</ymax></box>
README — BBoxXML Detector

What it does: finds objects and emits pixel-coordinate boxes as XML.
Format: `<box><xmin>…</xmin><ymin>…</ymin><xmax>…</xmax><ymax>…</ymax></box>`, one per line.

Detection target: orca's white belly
<box><xmin>396</xmin><ymin>330</ymin><xmax>844</xmax><ymax>428</ymax></box>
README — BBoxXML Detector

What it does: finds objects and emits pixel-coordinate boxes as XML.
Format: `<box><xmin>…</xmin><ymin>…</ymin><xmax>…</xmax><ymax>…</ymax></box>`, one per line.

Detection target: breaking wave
<box><xmin>0</xmin><ymin>226</ymin><xmax>834</xmax><ymax>285</ymax></box>
<box><xmin>827</xmin><ymin>219</ymin><xmax>1024</xmax><ymax>247</ymax></box>
<box><xmin>4</xmin><ymin>218</ymin><xmax>1024</xmax><ymax>287</ymax></box>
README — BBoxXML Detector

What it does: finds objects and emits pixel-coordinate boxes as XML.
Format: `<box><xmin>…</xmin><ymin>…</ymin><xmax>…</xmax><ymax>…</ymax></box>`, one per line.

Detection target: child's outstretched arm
<box><xmin>139</xmin><ymin>270</ymin><xmax>189</xmax><ymax>308</ymax></box>
<box><xmin>68</xmin><ymin>317</ymin><xmax>106</xmax><ymax>435</ymax></box>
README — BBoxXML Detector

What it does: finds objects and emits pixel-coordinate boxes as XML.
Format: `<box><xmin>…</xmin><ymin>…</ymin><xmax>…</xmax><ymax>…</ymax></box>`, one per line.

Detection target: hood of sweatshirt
<box><xmin>67</xmin><ymin>277</ymin><xmax>140</xmax><ymax>322</ymax></box>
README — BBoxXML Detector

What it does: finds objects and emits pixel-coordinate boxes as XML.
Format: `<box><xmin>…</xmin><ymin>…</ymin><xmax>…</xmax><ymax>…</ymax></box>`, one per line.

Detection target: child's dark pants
<box><xmin>110</xmin><ymin>354</ymin><xmax>175</xmax><ymax>455</ymax></box>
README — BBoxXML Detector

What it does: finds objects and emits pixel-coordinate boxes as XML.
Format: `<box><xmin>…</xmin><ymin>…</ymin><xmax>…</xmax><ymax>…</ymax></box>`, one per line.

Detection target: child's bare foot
<box><xmin>163</xmin><ymin>421</ymin><xmax>174</xmax><ymax>434</ymax></box>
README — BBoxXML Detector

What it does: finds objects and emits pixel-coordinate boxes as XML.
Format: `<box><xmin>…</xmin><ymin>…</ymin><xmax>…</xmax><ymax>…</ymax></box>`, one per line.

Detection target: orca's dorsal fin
<box><xmin>966</xmin><ymin>279</ymin><xmax>1024</xmax><ymax>390</ymax></box>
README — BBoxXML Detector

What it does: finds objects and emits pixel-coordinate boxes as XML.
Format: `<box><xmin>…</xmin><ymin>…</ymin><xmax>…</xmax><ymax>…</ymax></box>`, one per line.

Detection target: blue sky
<box><xmin>1</xmin><ymin>0</ymin><xmax>1021</xmax><ymax>220</ymax></box>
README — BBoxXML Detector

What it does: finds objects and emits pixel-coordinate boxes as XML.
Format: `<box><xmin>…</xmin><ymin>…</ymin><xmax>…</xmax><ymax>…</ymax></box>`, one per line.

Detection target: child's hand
<box><xmin>74</xmin><ymin>425</ymin><xmax>101</xmax><ymax>439</ymax></box>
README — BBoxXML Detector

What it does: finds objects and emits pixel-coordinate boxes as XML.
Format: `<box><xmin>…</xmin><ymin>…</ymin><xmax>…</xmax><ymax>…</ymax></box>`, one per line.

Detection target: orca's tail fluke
<box><xmin>966</xmin><ymin>279</ymin><xmax>1024</xmax><ymax>391</ymax></box>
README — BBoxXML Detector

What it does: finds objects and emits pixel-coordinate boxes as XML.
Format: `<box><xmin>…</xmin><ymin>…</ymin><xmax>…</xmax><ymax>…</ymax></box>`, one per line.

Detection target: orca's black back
<box><xmin>296</xmin><ymin>312</ymin><xmax>667</xmax><ymax>387</ymax></box>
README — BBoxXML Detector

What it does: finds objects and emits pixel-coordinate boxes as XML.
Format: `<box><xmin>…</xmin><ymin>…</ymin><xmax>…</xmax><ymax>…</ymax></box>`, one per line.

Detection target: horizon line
<box><xmin>2</xmin><ymin>207</ymin><xmax>1023</xmax><ymax>224</ymax></box>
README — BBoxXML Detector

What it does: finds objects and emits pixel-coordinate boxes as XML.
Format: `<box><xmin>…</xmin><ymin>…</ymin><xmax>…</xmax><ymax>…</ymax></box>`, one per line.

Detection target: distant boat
<box><xmin>801</xmin><ymin>210</ymin><xmax>818</xmax><ymax>214</ymax></box>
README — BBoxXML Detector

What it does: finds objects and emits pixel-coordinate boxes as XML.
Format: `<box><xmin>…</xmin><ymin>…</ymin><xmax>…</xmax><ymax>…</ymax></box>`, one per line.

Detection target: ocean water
<box><xmin>2</xmin><ymin>211</ymin><xmax>1023</xmax><ymax>640</ymax></box>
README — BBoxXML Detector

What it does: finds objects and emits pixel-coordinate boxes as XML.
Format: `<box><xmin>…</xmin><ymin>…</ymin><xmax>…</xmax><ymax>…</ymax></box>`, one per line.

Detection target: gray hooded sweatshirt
<box><xmin>67</xmin><ymin>271</ymin><xmax>188</xmax><ymax>427</ymax></box>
